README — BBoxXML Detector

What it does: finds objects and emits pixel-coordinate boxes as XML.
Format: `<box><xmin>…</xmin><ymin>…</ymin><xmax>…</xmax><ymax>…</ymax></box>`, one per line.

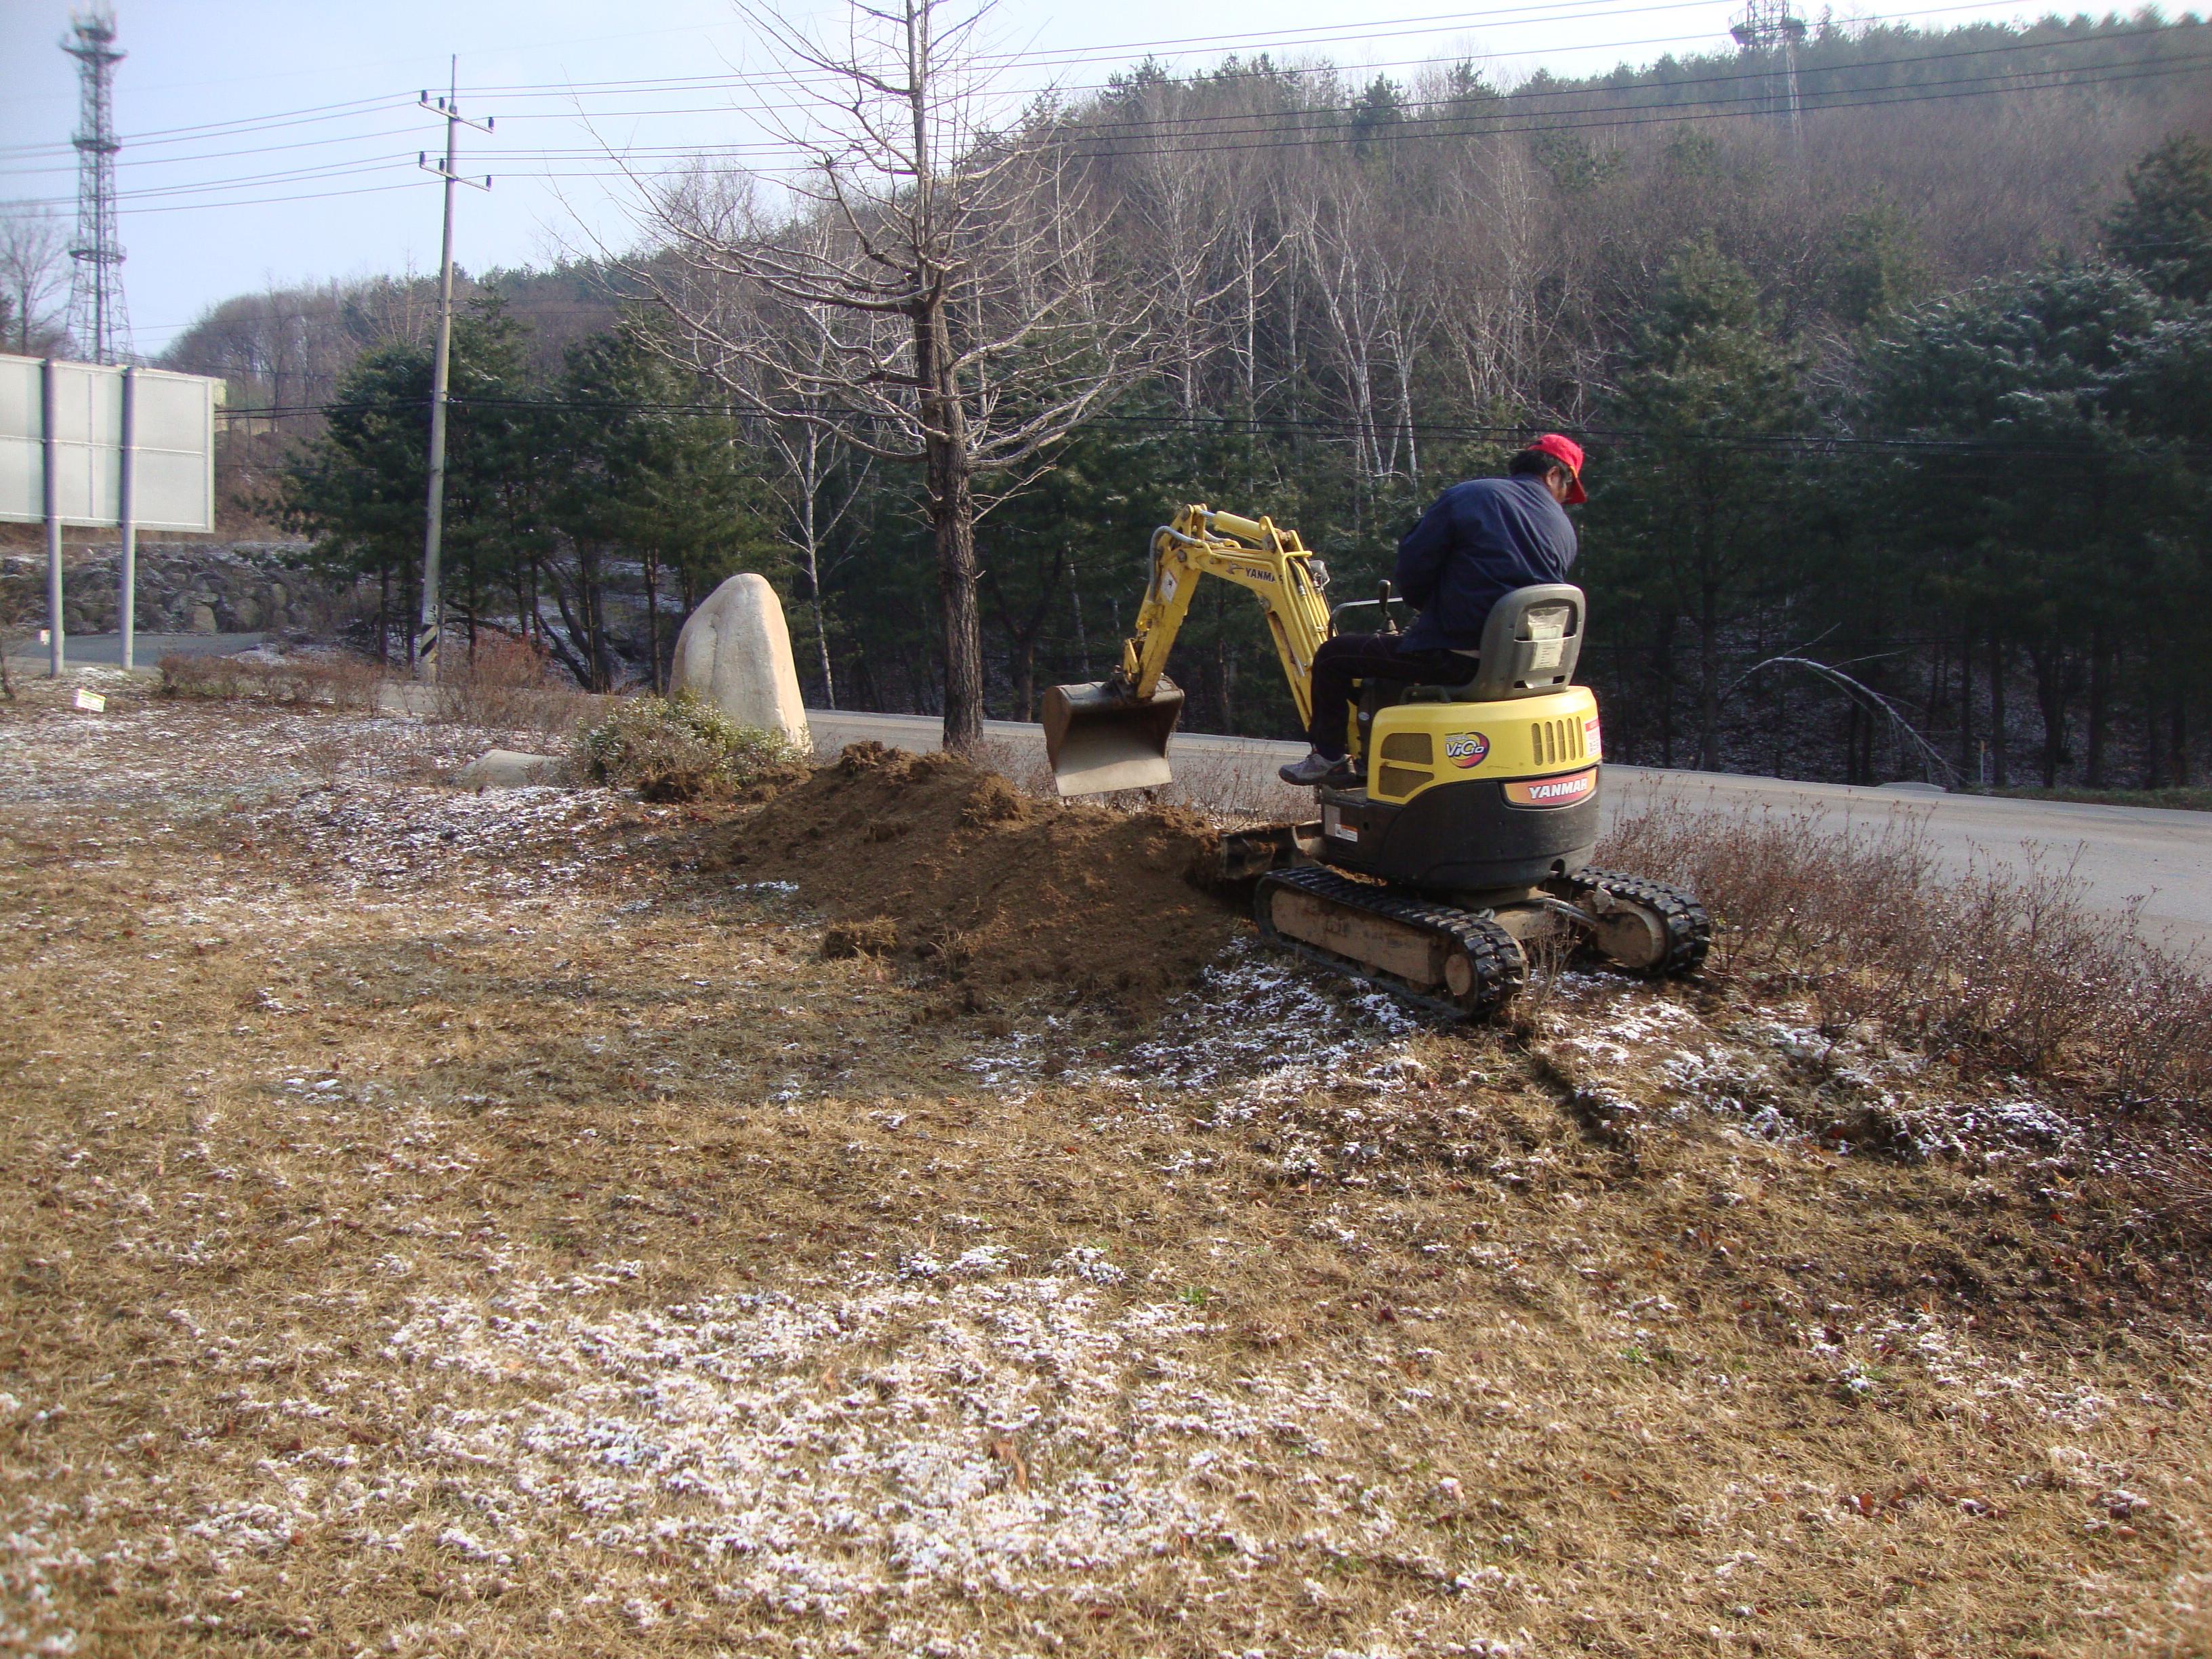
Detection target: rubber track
<box><xmin>1547</xmin><ymin>867</ymin><xmax>1711</xmax><ymax>977</ymax></box>
<box><xmin>1256</xmin><ymin>865</ymin><xmax>1528</xmax><ymax>1020</ymax></box>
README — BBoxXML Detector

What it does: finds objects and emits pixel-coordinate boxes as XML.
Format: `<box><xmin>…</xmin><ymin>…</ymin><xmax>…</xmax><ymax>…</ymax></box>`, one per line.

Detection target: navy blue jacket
<box><xmin>1393</xmin><ymin>476</ymin><xmax>1578</xmax><ymax>651</ymax></box>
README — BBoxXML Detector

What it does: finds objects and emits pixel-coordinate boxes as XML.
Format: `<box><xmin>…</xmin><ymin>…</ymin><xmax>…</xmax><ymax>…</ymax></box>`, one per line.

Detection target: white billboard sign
<box><xmin>0</xmin><ymin>352</ymin><xmax>220</xmax><ymax>531</ymax></box>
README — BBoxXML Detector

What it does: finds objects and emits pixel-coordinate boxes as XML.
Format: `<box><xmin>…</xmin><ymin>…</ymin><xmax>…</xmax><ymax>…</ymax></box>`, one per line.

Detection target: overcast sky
<box><xmin>1</xmin><ymin>0</ymin><xmax>2078</xmax><ymax>359</ymax></box>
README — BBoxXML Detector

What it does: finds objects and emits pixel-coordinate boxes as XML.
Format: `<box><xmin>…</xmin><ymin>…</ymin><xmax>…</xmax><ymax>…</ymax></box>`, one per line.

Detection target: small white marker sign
<box><xmin>73</xmin><ymin>689</ymin><xmax>106</xmax><ymax>712</ymax></box>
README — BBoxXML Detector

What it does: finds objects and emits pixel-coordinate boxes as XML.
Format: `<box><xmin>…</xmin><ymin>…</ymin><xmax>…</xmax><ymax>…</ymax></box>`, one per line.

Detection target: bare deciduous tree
<box><xmin>764</xmin><ymin>396</ymin><xmax>874</xmax><ymax>710</ymax></box>
<box><xmin>0</xmin><ymin>205</ymin><xmax>68</xmax><ymax>356</ymax></box>
<box><xmin>631</xmin><ymin>0</ymin><xmax>1155</xmax><ymax>748</ymax></box>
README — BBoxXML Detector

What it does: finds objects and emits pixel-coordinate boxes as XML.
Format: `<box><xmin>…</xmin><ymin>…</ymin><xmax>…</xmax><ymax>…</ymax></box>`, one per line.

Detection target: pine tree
<box><xmin>2105</xmin><ymin>133</ymin><xmax>2212</xmax><ymax>304</ymax></box>
<box><xmin>1599</xmin><ymin>237</ymin><xmax>1810</xmax><ymax>771</ymax></box>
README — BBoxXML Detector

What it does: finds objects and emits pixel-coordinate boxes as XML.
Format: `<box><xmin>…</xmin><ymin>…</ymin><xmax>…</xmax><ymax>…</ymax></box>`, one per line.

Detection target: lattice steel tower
<box><xmin>62</xmin><ymin>7</ymin><xmax>129</xmax><ymax>364</ymax></box>
<box><xmin>1729</xmin><ymin>0</ymin><xmax>1807</xmax><ymax>137</ymax></box>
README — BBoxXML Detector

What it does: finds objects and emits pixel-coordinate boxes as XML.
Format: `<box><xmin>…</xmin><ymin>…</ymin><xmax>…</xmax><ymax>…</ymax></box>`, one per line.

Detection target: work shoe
<box><xmin>1279</xmin><ymin>750</ymin><xmax>1359</xmax><ymax>787</ymax></box>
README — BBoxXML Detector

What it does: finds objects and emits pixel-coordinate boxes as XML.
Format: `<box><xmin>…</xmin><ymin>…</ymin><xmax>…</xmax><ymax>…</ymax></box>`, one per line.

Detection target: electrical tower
<box><xmin>62</xmin><ymin>7</ymin><xmax>129</xmax><ymax>365</ymax></box>
<box><xmin>1729</xmin><ymin>0</ymin><xmax>1808</xmax><ymax>138</ymax></box>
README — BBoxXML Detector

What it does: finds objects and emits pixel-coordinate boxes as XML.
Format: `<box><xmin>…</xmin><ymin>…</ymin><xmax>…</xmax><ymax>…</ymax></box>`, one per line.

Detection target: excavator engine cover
<box><xmin>1043</xmin><ymin>678</ymin><xmax>1186</xmax><ymax>796</ymax></box>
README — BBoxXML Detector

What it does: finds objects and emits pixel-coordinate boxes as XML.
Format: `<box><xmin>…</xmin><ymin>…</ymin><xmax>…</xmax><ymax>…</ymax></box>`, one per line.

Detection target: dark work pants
<box><xmin>1306</xmin><ymin>632</ymin><xmax>1475</xmax><ymax>756</ymax></box>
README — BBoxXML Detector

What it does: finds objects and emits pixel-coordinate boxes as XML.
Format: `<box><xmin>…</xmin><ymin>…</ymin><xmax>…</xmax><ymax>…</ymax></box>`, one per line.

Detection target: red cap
<box><xmin>1528</xmin><ymin>432</ymin><xmax>1586</xmax><ymax>504</ymax></box>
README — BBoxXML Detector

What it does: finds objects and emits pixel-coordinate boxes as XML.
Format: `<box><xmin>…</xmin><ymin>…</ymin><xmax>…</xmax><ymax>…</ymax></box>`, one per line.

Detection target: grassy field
<box><xmin>3</xmin><ymin>676</ymin><xmax>2210</xmax><ymax>1658</ymax></box>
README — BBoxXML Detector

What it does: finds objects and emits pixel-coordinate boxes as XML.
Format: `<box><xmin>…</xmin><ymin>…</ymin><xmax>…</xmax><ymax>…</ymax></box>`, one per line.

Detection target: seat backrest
<box><xmin>1468</xmin><ymin>583</ymin><xmax>1585</xmax><ymax>701</ymax></box>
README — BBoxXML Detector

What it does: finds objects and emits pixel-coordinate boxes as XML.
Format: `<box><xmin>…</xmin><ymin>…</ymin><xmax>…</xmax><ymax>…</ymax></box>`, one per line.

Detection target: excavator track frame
<box><xmin>1254</xmin><ymin>865</ymin><xmax>1528</xmax><ymax>1020</ymax></box>
<box><xmin>1542</xmin><ymin>868</ymin><xmax>1711</xmax><ymax>978</ymax></box>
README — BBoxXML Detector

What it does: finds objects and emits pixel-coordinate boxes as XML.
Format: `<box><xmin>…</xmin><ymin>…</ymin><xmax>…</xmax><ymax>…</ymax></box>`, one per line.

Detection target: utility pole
<box><xmin>415</xmin><ymin>62</ymin><xmax>491</xmax><ymax>681</ymax></box>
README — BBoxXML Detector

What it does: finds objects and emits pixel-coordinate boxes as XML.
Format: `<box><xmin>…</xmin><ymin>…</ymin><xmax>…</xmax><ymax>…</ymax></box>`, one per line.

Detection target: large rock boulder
<box><xmin>668</xmin><ymin>574</ymin><xmax>810</xmax><ymax>748</ymax></box>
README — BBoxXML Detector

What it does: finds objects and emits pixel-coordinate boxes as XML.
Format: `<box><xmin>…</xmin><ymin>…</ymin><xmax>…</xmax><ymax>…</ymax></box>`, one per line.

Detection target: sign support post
<box><xmin>117</xmin><ymin>365</ymin><xmax>136</xmax><ymax>670</ymax></box>
<box><xmin>41</xmin><ymin>359</ymin><xmax>62</xmax><ymax>679</ymax></box>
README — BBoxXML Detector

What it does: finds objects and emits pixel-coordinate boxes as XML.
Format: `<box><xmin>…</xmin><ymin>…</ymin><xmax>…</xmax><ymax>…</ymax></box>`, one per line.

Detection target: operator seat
<box><xmin>1355</xmin><ymin>585</ymin><xmax>1586</xmax><ymax>771</ymax></box>
<box><xmin>1392</xmin><ymin>583</ymin><xmax>1587</xmax><ymax>703</ymax></box>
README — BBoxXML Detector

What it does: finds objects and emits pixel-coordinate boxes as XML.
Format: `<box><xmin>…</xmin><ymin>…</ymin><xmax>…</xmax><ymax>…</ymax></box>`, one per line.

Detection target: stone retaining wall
<box><xmin>2</xmin><ymin>543</ymin><xmax>341</xmax><ymax>636</ymax></box>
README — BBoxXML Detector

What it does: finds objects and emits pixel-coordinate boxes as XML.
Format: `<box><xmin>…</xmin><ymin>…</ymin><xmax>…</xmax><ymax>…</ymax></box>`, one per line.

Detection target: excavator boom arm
<box><xmin>1122</xmin><ymin>505</ymin><xmax>1332</xmax><ymax>725</ymax></box>
<box><xmin>1041</xmin><ymin>504</ymin><xmax>1332</xmax><ymax>796</ymax></box>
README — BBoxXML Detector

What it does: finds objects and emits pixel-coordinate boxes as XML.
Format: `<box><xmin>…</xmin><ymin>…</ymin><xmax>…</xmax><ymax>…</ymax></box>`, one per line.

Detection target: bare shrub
<box><xmin>1149</xmin><ymin>750</ymin><xmax>1313</xmax><ymax>825</ymax></box>
<box><xmin>2108</xmin><ymin>956</ymin><xmax>2212</xmax><ymax>1111</ymax></box>
<box><xmin>325</xmin><ymin>653</ymin><xmax>388</xmax><ymax>710</ymax></box>
<box><xmin>158</xmin><ymin>649</ymin><xmax>384</xmax><ymax>710</ymax></box>
<box><xmin>1593</xmin><ymin>791</ymin><xmax>1933</xmax><ymax>977</ymax></box>
<box><xmin>575</xmin><ymin>692</ymin><xmax>808</xmax><ymax>802</ymax></box>
<box><xmin>158</xmin><ymin>652</ymin><xmax>249</xmax><ymax>700</ymax></box>
<box><xmin>1599</xmin><ymin>785</ymin><xmax>2212</xmax><ymax>1109</ymax></box>
<box><xmin>434</xmin><ymin>634</ymin><xmax>592</xmax><ymax>740</ymax></box>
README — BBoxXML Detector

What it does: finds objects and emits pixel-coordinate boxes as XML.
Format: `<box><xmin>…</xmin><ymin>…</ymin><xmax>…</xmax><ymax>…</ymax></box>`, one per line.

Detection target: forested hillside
<box><xmin>164</xmin><ymin>11</ymin><xmax>2212</xmax><ymax>787</ymax></box>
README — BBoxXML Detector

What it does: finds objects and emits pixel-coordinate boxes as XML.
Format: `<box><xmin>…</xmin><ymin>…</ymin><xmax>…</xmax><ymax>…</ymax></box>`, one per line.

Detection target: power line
<box><xmin>0</xmin><ymin>93</ymin><xmax>415</xmax><ymax>161</ymax></box>
<box><xmin>205</xmin><ymin>390</ymin><xmax>2212</xmax><ymax>462</ymax></box>
<box><xmin>1037</xmin><ymin>49</ymin><xmax>2212</xmax><ymax>159</ymax></box>
<box><xmin>17</xmin><ymin>32</ymin><xmax>2206</xmax><ymax>220</ymax></box>
<box><xmin>1038</xmin><ymin>15</ymin><xmax>2212</xmax><ymax>119</ymax></box>
<box><xmin>480</xmin><ymin>49</ymin><xmax>2212</xmax><ymax>167</ymax></box>
<box><xmin>83</xmin><ymin>179</ymin><xmax>428</xmax><ymax>218</ymax></box>
<box><xmin>96</xmin><ymin>155</ymin><xmax>418</xmax><ymax>205</ymax></box>
<box><xmin>2</xmin><ymin>1</ymin><xmax>2187</xmax><ymax>169</ymax></box>
<box><xmin>1</xmin><ymin>121</ymin><xmax>437</xmax><ymax>181</ymax></box>
<box><xmin>432</xmin><ymin>25</ymin><xmax>2212</xmax><ymax>158</ymax></box>
<box><xmin>5</xmin><ymin>0</ymin><xmax>1636</xmax><ymax>161</ymax></box>
<box><xmin>455</xmin><ymin>0</ymin><xmax>2168</xmax><ymax>96</ymax></box>
<box><xmin>439</xmin><ymin>7</ymin><xmax>2212</xmax><ymax>132</ymax></box>
<box><xmin>5</xmin><ymin>9</ymin><xmax>2199</xmax><ymax>228</ymax></box>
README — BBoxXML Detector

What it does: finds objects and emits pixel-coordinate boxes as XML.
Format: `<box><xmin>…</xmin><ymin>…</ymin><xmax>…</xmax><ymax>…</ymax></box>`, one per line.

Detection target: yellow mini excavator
<box><xmin>1042</xmin><ymin>504</ymin><xmax>1708</xmax><ymax>1017</ymax></box>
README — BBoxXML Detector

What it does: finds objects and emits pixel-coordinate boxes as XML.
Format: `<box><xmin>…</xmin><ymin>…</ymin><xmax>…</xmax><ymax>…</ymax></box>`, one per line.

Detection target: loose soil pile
<box><xmin>707</xmin><ymin>741</ymin><xmax>1240</xmax><ymax>1006</ymax></box>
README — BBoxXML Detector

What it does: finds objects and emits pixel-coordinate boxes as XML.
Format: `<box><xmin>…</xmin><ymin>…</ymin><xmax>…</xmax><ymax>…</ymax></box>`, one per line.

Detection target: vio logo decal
<box><xmin>1443</xmin><ymin>731</ymin><xmax>1490</xmax><ymax>769</ymax></box>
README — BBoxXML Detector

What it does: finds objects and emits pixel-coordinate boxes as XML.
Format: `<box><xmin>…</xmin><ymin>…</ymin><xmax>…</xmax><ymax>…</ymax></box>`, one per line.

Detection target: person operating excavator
<box><xmin>1278</xmin><ymin>433</ymin><xmax>1586</xmax><ymax>787</ymax></box>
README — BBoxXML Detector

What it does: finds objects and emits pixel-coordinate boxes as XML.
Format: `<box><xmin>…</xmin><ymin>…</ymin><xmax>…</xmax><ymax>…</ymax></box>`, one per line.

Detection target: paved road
<box><xmin>7</xmin><ymin>632</ymin><xmax>263</xmax><ymax>672</ymax></box>
<box><xmin>804</xmin><ymin>707</ymin><xmax>2212</xmax><ymax>960</ymax></box>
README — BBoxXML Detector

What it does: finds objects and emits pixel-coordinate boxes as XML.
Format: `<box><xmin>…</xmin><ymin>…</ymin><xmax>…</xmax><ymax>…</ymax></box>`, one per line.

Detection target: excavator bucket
<box><xmin>1042</xmin><ymin>680</ymin><xmax>1185</xmax><ymax>796</ymax></box>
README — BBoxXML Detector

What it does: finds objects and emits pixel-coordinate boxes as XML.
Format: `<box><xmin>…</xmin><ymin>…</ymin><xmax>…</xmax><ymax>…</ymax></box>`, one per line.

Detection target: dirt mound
<box><xmin>708</xmin><ymin>742</ymin><xmax>1240</xmax><ymax>1008</ymax></box>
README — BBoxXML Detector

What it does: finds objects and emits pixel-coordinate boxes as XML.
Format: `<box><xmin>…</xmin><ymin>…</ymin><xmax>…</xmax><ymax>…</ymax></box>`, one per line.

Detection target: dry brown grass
<box><xmin>3</xmin><ymin>686</ymin><xmax>2211</xmax><ymax>1657</ymax></box>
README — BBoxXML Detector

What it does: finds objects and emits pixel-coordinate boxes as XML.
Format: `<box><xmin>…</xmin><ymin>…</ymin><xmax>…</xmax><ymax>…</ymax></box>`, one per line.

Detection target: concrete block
<box><xmin>669</xmin><ymin>573</ymin><xmax>811</xmax><ymax>748</ymax></box>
